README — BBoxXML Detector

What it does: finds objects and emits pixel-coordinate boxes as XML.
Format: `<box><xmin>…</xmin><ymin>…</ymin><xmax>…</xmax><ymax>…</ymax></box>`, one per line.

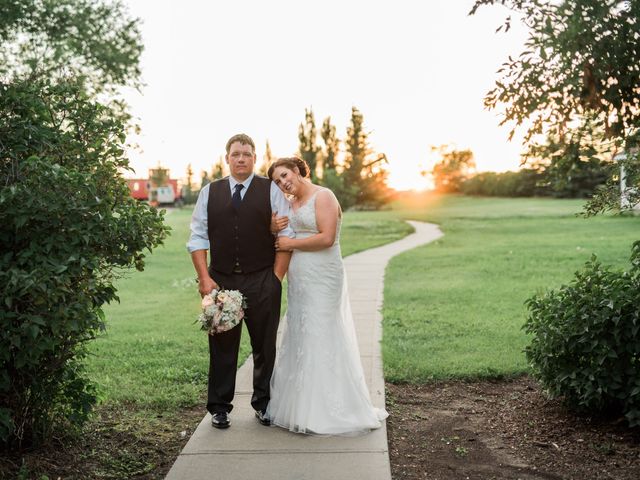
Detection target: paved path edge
<box><xmin>166</xmin><ymin>220</ymin><xmax>443</xmax><ymax>480</ymax></box>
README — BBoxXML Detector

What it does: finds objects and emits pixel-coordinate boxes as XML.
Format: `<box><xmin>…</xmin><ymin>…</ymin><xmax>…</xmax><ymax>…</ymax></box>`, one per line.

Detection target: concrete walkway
<box><xmin>166</xmin><ymin>221</ymin><xmax>443</xmax><ymax>480</ymax></box>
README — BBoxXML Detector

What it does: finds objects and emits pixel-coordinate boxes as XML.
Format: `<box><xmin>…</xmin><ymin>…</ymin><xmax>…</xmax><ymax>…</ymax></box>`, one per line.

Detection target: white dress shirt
<box><xmin>186</xmin><ymin>173</ymin><xmax>294</xmax><ymax>253</ymax></box>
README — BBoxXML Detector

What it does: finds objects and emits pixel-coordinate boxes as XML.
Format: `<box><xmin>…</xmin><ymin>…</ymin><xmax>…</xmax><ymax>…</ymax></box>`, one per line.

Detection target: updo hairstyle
<box><xmin>267</xmin><ymin>157</ymin><xmax>309</xmax><ymax>180</ymax></box>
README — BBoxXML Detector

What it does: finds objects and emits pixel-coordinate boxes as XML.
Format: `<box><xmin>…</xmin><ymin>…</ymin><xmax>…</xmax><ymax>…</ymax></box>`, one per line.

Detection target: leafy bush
<box><xmin>545</xmin><ymin>156</ymin><xmax>612</xmax><ymax>199</ymax></box>
<box><xmin>0</xmin><ymin>1</ymin><xmax>168</xmax><ymax>449</ymax></box>
<box><xmin>0</xmin><ymin>77</ymin><xmax>168</xmax><ymax>448</ymax></box>
<box><xmin>461</xmin><ymin>169</ymin><xmax>547</xmax><ymax>197</ymax></box>
<box><xmin>524</xmin><ymin>241</ymin><xmax>640</xmax><ymax>426</ymax></box>
<box><xmin>461</xmin><ymin>160</ymin><xmax>610</xmax><ymax>199</ymax></box>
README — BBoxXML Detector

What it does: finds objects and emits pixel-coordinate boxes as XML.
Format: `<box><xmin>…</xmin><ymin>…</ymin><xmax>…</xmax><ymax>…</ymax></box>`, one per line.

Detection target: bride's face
<box><xmin>271</xmin><ymin>166</ymin><xmax>301</xmax><ymax>196</ymax></box>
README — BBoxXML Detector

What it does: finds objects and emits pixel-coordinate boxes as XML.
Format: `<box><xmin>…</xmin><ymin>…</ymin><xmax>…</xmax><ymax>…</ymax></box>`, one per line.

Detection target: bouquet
<box><xmin>197</xmin><ymin>289</ymin><xmax>247</xmax><ymax>335</ymax></box>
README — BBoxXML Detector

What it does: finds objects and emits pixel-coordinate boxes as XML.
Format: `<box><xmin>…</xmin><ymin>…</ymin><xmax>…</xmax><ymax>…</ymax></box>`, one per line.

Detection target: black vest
<box><xmin>207</xmin><ymin>176</ymin><xmax>275</xmax><ymax>275</ymax></box>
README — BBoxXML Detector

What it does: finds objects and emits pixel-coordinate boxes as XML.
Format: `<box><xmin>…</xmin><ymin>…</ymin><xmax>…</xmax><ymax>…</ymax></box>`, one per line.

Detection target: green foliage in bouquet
<box><xmin>524</xmin><ymin>241</ymin><xmax>640</xmax><ymax>426</ymax></box>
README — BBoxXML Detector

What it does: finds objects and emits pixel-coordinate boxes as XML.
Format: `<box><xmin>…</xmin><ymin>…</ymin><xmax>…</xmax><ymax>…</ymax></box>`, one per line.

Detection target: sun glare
<box><xmin>387</xmin><ymin>166</ymin><xmax>433</xmax><ymax>191</ymax></box>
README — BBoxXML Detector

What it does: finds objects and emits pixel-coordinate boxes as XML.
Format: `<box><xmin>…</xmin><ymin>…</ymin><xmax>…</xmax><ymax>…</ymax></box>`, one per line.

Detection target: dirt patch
<box><xmin>0</xmin><ymin>404</ymin><xmax>204</xmax><ymax>479</ymax></box>
<box><xmin>386</xmin><ymin>376</ymin><xmax>640</xmax><ymax>480</ymax></box>
<box><xmin>3</xmin><ymin>377</ymin><xmax>640</xmax><ymax>479</ymax></box>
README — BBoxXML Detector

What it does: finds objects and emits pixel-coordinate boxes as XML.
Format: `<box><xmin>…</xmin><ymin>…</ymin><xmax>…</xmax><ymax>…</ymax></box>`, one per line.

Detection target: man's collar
<box><xmin>229</xmin><ymin>173</ymin><xmax>255</xmax><ymax>189</ymax></box>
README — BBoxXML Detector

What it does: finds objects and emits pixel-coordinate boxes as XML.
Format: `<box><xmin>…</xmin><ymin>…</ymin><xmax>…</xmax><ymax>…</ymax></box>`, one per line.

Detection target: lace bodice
<box><xmin>290</xmin><ymin>188</ymin><xmax>341</xmax><ymax>243</ymax></box>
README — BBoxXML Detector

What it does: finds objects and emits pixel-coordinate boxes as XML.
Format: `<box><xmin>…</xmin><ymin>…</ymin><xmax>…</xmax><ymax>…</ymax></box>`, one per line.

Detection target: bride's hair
<box><xmin>267</xmin><ymin>156</ymin><xmax>309</xmax><ymax>180</ymax></box>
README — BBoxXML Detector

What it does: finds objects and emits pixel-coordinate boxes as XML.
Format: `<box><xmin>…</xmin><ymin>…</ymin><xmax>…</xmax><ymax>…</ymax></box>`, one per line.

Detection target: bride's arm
<box><xmin>276</xmin><ymin>190</ymin><xmax>340</xmax><ymax>252</ymax></box>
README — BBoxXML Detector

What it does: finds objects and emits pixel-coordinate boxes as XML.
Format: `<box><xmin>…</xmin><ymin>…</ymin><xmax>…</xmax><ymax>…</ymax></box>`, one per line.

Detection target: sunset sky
<box><xmin>122</xmin><ymin>0</ymin><xmax>530</xmax><ymax>190</ymax></box>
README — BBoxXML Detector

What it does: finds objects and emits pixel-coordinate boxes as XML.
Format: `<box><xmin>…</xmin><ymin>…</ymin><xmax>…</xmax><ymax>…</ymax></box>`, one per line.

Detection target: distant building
<box><xmin>126</xmin><ymin>170</ymin><xmax>182</xmax><ymax>206</ymax></box>
<box><xmin>127</xmin><ymin>179</ymin><xmax>150</xmax><ymax>200</ymax></box>
<box><xmin>614</xmin><ymin>152</ymin><xmax>640</xmax><ymax>211</ymax></box>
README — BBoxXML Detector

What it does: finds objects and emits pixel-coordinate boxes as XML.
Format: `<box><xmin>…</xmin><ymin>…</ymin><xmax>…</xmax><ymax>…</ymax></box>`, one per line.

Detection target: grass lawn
<box><xmin>381</xmin><ymin>193</ymin><xmax>640</xmax><ymax>382</ymax></box>
<box><xmin>88</xmin><ymin>196</ymin><xmax>640</xmax><ymax>405</ymax></box>
<box><xmin>16</xmin><ymin>194</ymin><xmax>639</xmax><ymax>480</ymax></box>
<box><xmin>86</xmin><ymin>208</ymin><xmax>413</xmax><ymax>411</ymax></box>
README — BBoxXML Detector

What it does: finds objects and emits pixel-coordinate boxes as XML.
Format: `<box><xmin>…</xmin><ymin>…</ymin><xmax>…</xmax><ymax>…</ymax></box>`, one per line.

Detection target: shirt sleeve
<box><xmin>186</xmin><ymin>184</ymin><xmax>211</xmax><ymax>253</ymax></box>
<box><xmin>270</xmin><ymin>181</ymin><xmax>296</xmax><ymax>238</ymax></box>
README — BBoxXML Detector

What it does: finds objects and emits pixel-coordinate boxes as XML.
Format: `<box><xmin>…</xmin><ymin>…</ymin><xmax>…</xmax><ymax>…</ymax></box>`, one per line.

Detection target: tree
<box><xmin>430</xmin><ymin>146</ymin><xmax>476</xmax><ymax>193</ymax></box>
<box><xmin>321</xmin><ymin>116</ymin><xmax>339</xmax><ymax>173</ymax></box>
<box><xmin>343</xmin><ymin>107</ymin><xmax>392</xmax><ymax>208</ymax></box>
<box><xmin>471</xmin><ymin>0</ymin><xmax>640</xmax><ymax>426</ymax></box>
<box><xmin>183</xmin><ymin>163</ymin><xmax>195</xmax><ymax>204</ymax></box>
<box><xmin>212</xmin><ymin>155</ymin><xmax>226</xmax><ymax>180</ymax></box>
<box><xmin>470</xmin><ymin>0</ymin><xmax>640</xmax><ymax>213</ymax></box>
<box><xmin>344</xmin><ymin>107</ymin><xmax>368</xmax><ymax>189</ymax></box>
<box><xmin>524</xmin><ymin>116</ymin><xmax>613</xmax><ymax>198</ymax></box>
<box><xmin>149</xmin><ymin>165</ymin><xmax>169</xmax><ymax>187</ymax></box>
<box><xmin>186</xmin><ymin>163</ymin><xmax>194</xmax><ymax>189</ymax></box>
<box><xmin>298</xmin><ymin>107</ymin><xmax>320</xmax><ymax>181</ymax></box>
<box><xmin>317</xmin><ymin>116</ymin><xmax>355</xmax><ymax>207</ymax></box>
<box><xmin>257</xmin><ymin>140</ymin><xmax>274</xmax><ymax>177</ymax></box>
<box><xmin>201</xmin><ymin>170</ymin><xmax>211</xmax><ymax>189</ymax></box>
<box><xmin>357</xmin><ymin>162</ymin><xmax>394</xmax><ymax>209</ymax></box>
<box><xmin>0</xmin><ymin>0</ymin><xmax>167</xmax><ymax>448</ymax></box>
<box><xmin>0</xmin><ymin>0</ymin><xmax>143</xmax><ymax>89</ymax></box>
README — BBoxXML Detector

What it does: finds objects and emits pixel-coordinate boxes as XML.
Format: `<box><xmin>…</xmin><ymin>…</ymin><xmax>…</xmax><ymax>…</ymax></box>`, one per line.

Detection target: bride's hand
<box><xmin>270</xmin><ymin>213</ymin><xmax>289</xmax><ymax>234</ymax></box>
<box><xmin>275</xmin><ymin>236</ymin><xmax>295</xmax><ymax>251</ymax></box>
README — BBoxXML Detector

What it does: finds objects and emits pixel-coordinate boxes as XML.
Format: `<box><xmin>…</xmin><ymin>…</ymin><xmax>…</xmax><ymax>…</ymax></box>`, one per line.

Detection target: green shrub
<box><xmin>0</xmin><ymin>78</ymin><xmax>168</xmax><ymax>448</ymax></box>
<box><xmin>524</xmin><ymin>241</ymin><xmax>640</xmax><ymax>426</ymax></box>
<box><xmin>461</xmin><ymin>169</ymin><xmax>548</xmax><ymax>197</ymax></box>
<box><xmin>0</xmin><ymin>1</ymin><xmax>168</xmax><ymax>449</ymax></box>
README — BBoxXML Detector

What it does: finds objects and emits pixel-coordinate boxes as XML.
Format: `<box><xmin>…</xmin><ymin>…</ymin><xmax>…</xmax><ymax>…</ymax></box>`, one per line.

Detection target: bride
<box><xmin>265</xmin><ymin>157</ymin><xmax>388</xmax><ymax>435</ymax></box>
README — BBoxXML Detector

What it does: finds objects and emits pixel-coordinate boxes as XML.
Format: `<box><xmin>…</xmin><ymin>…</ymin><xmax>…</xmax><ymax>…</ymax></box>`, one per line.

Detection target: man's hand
<box><xmin>270</xmin><ymin>212</ymin><xmax>289</xmax><ymax>234</ymax></box>
<box><xmin>198</xmin><ymin>276</ymin><xmax>219</xmax><ymax>298</ymax></box>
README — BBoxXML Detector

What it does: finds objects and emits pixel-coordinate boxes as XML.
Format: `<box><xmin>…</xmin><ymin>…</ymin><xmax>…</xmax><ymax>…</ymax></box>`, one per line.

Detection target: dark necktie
<box><xmin>232</xmin><ymin>183</ymin><xmax>244</xmax><ymax>209</ymax></box>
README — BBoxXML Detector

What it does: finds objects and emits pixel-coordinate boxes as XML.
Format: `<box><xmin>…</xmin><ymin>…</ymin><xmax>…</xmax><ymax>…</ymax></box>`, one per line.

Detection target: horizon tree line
<box><xmin>187</xmin><ymin>106</ymin><xmax>393</xmax><ymax>210</ymax></box>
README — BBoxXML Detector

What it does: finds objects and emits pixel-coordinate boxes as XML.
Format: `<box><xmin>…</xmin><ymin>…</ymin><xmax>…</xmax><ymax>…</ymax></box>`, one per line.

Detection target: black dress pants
<box><xmin>206</xmin><ymin>267</ymin><xmax>282</xmax><ymax>414</ymax></box>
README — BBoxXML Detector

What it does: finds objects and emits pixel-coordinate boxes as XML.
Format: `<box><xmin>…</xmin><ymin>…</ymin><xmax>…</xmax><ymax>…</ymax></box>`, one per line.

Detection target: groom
<box><xmin>187</xmin><ymin>133</ymin><xmax>292</xmax><ymax>428</ymax></box>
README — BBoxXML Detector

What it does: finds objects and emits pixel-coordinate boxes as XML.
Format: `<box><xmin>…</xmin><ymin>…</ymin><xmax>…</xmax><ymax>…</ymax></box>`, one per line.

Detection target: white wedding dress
<box><xmin>266</xmin><ymin>189</ymin><xmax>388</xmax><ymax>435</ymax></box>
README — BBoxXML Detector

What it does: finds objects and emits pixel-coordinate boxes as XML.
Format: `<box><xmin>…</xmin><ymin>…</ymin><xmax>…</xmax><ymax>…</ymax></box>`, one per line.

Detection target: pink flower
<box><xmin>201</xmin><ymin>295</ymin><xmax>214</xmax><ymax>308</ymax></box>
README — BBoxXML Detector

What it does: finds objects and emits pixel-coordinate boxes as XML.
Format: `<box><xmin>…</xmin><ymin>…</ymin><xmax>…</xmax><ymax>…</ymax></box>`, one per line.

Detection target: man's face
<box><xmin>226</xmin><ymin>141</ymin><xmax>256</xmax><ymax>180</ymax></box>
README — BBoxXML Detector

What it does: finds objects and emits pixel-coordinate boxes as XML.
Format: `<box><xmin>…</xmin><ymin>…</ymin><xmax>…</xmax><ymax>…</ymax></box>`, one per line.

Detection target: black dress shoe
<box><xmin>211</xmin><ymin>412</ymin><xmax>230</xmax><ymax>429</ymax></box>
<box><xmin>255</xmin><ymin>409</ymin><xmax>271</xmax><ymax>426</ymax></box>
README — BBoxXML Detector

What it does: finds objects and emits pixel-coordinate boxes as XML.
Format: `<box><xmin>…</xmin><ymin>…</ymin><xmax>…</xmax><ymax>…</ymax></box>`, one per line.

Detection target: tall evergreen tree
<box><xmin>298</xmin><ymin>107</ymin><xmax>320</xmax><ymax>181</ymax></box>
<box><xmin>183</xmin><ymin>163</ymin><xmax>195</xmax><ymax>203</ymax></box>
<box><xmin>265</xmin><ymin>140</ymin><xmax>275</xmax><ymax>164</ymax></box>
<box><xmin>344</xmin><ymin>107</ymin><xmax>368</xmax><ymax>188</ymax></box>
<box><xmin>321</xmin><ymin>116</ymin><xmax>339</xmax><ymax>173</ymax></box>
<box><xmin>212</xmin><ymin>155</ymin><xmax>225</xmax><ymax>180</ymax></box>
<box><xmin>201</xmin><ymin>170</ymin><xmax>211</xmax><ymax>189</ymax></box>
<box><xmin>257</xmin><ymin>140</ymin><xmax>274</xmax><ymax>176</ymax></box>
<box><xmin>185</xmin><ymin>163</ymin><xmax>194</xmax><ymax>190</ymax></box>
<box><xmin>343</xmin><ymin>106</ymin><xmax>392</xmax><ymax>208</ymax></box>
